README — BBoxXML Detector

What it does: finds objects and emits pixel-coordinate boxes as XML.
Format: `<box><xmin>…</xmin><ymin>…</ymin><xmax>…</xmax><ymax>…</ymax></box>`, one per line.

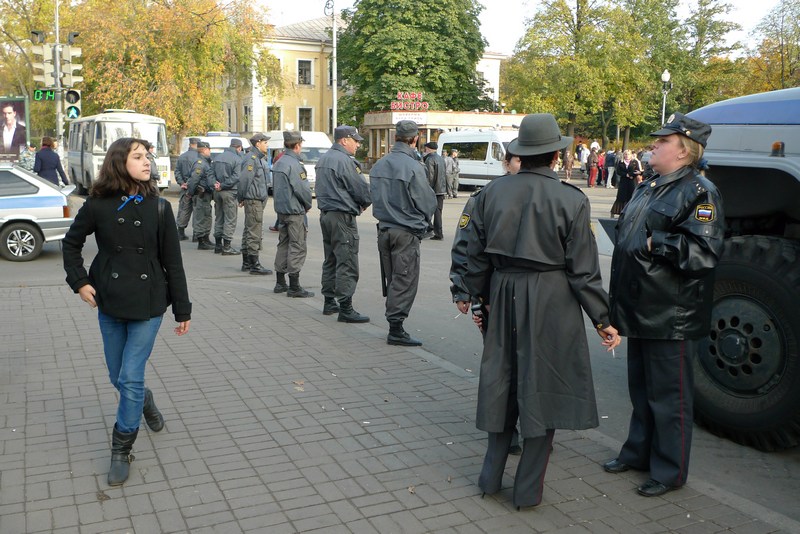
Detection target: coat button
<box><xmin>117</xmin><ymin>218</ymin><xmax>125</xmax><ymax>224</ymax></box>
<box><xmin>134</xmin><ymin>220</ymin><xmax>141</xmax><ymax>227</ymax></box>
<box><xmin>137</xmin><ymin>248</ymin><xmax>144</xmax><ymax>254</ymax></box>
<box><xmin>116</xmin><ymin>246</ymin><xmax>122</xmax><ymax>252</ymax></box>
<box><xmin>140</xmin><ymin>274</ymin><xmax>148</xmax><ymax>280</ymax></box>
<box><xmin>111</xmin><ymin>273</ymin><xmax>119</xmax><ymax>279</ymax></box>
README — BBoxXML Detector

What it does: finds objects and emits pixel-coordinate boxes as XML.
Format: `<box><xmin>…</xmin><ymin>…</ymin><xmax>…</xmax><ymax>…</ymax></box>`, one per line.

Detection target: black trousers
<box><xmin>433</xmin><ymin>195</ymin><xmax>444</xmax><ymax>238</ymax></box>
<box><xmin>618</xmin><ymin>338</ymin><xmax>696</xmax><ymax>487</ymax></box>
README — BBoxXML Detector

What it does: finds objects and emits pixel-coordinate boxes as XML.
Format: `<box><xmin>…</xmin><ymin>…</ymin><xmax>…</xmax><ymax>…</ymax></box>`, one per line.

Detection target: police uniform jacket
<box><xmin>272</xmin><ymin>150</ymin><xmax>312</xmax><ymax>215</ymax></box>
<box><xmin>450</xmin><ymin>167</ymin><xmax>610</xmax><ymax>438</ymax></box>
<box><xmin>315</xmin><ymin>143</ymin><xmax>371</xmax><ymax>215</ymax></box>
<box><xmin>423</xmin><ymin>151</ymin><xmax>447</xmax><ymax>195</ymax></box>
<box><xmin>212</xmin><ymin>147</ymin><xmax>240</xmax><ymax>191</ymax></box>
<box><xmin>610</xmin><ymin>166</ymin><xmax>725</xmax><ymax>340</ymax></box>
<box><xmin>174</xmin><ymin>148</ymin><xmax>198</xmax><ymax>185</ymax></box>
<box><xmin>186</xmin><ymin>155</ymin><xmax>214</xmax><ymax>196</ymax></box>
<box><xmin>237</xmin><ymin>146</ymin><xmax>269</xmax><ymax>202</ymax></box>
<box><xmin>62</xmin><ymin>194</ymin><xmax>192</xmax><ymax>322</ymax></box>
<box><xmin>369</xmin><ymin>142</ymin><xmax>437</xmax><ymax>236</ymax></box>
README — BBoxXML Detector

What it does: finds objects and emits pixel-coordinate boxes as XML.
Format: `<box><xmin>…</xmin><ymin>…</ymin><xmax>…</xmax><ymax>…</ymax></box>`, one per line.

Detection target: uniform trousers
<box><xmin>617</xmin><ymin>338</ymin><xmax>695</xmax><ymax>487</ymax></box>
<box><xmin>377</xmin><ymin>227</ymin><xmax>420</xmax><ymax>323</ymax></box>
<box><xmin>241</xmin><ymin>199</ymin><xmax>266</xmax><ymax>256</ymax></box>
<box><xmin>191</xmin><ymin>191</ymin><xmax>213</xmax><ymax>239</ymax></box>
<box><xmin>433</xmin><ymin>195</ymin><xmax>445</xmax><ymax>238</ymax></box>
<box><xmin>274</xmin><ymin>213</ymin><xmax>308</xmax><ymax>274</ymax></box>
<box><xmin>175</xmin><ymin>187</ymin><xmax>194</xmax><ymax>229</ymax></box>
<box><xmin>447</xmin><ymin>172</ymin><xmax>459</xmax><ymax>197</ymax></box>
<box><xmin>320</xmin><ymin>210</ymin><xmax>360</xmax><ymax>301</ymax></box>
<box><xmin>213</xmin><ymin>189</ymin><xmax>238</xmax><ymax>241</ymax></box>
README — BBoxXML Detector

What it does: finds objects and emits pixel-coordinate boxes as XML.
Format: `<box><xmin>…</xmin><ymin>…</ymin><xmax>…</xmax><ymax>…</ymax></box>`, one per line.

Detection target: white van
<box><xmin>179</xmin><ymin>132</ymin><xmax>251</xmax><ymax>156</ymax></box>
<box><xmin>266</xmin><ymin>130</ymin><xmax>332</xmax><ymax>196</ymax></box>
<box><xmin>436</xmin><ymin>129</ymin><xmax>519</xmax><ymax>188</ymax></box>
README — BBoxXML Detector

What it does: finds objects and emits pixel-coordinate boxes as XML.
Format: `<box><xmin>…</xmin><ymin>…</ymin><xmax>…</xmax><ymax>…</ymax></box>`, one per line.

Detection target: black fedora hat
<box><xmin>507</xmin><ymin>113</ymin><xmax>573</xmax><ymax>156</ymax></box>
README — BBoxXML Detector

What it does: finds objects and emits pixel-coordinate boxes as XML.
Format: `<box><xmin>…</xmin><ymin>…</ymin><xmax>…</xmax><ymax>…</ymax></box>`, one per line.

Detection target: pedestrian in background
<box><xmin>62</xmin><ymin>137</ymin><xmax>191</xmax><ymax>486</ymax></box>
<box><xmin>34</xmin><ymin>136</ymin><xmax>68</xmax><ymax>187</ymax></box>
<box><xmin>146</xmin><ymin>143</ymin><xmax>160</xmax><ymax>183</ymax></box>
<box><xmin>187</xmin><ymin>141</ymin><xmax>215</xmax><ymax>250</ymax></box>
<box><xmin>315</xmin><ymin>125</ymin><xmax>372</xmax><ymax>321</ymax></box>
<box><xmin>174</xmin><ymin>138</ymin><xmax>199</xmax><ymax>241</ymax></box>
<box><xmin>604</xmin><ymin>148</ymin><xmax>617</xmax><ymax>188</ymax></box>
<box><xmin>370</xmin><ymin>120</ymin><xmax>437</xmax><ymax>346</ymax></box>
<box><xmin>423</xmin><ymin>141</ymin><xmax>447</xmax><ymax>240</ymax></box>
<box><xmin>610</xmin><ymin>149</ymin><xmax>641</xmax><ymax>216</ymax></box>
<box><xmin>237</xmin><ymin>133</ymin><xmax>273</xmax><ymax>275</ymax></box>
<box><xmin>212</xmin><ymin>139</ymin><xmax>243</xmax><ymax>255</ymax></box>
<box><xmin>602</xmin><ymin>113</ymin><xmax>724</xmax><ymax>498</ymax></box>
<box><xmin>445</xmin><ymin>149</ymin><xmax>460</xmax><ymax>198</ymax></box>
<box><xmin>449</xmin><ymin>113</ymin><xmax>619</xmax><ymax>509</ymax></box>
<box><xmin>18</xmin><ymin>143</ymin><xmax>36</xmax><ymax>171</ymax></box>
<box><xmin>272</xmin><ymin>130</ymin><xmax>314</xmax><ymax>298</ymax></box>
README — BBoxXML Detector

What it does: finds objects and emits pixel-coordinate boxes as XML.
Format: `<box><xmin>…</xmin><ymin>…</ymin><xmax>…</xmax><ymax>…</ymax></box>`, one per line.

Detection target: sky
<box><xmin>263</xmin><ymin>0</ymin><xmax>779</xmax><ymax>56</ymax></box>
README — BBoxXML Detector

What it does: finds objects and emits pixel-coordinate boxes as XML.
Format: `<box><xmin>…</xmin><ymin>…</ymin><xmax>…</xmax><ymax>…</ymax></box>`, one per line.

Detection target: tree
<box><xmin>337</xmin><ymin>0</ymin><xmax>489</xmax><ymax>123</ymax></box>
<box><xmin>750</xmin><ymin>0</ymin><xmax>800</xmax><ymax>90</ymax></box>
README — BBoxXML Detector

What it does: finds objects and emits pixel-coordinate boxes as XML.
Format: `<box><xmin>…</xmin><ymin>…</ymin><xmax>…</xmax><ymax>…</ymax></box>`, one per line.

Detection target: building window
<box><xmin>298</xmin><ymin>60</ymin><xmax>312</xmax><ymax>85</ymax></box>
<box><xmin>266</xmin><ymin>106</ymin><xmax>281</xmax><ymax>131</ymax></box>
<box><xmin>328</xmin><ymin>108</ymin><xmax>334</xmax><ymax>135</ymax></box>
<box><xmin>299</xmin><ymin>108</ymin><xmax>312</xmax><ymax>131</ymax></box>
<box><xmin>243</xmin><ymin>105</ymin><xmax>250</xmax><ymax>132</ymax></box>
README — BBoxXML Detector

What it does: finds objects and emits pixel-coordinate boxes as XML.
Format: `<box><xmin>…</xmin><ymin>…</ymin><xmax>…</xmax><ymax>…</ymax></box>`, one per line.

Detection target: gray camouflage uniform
<box><xmin>237</xmin><ymin>146</ymin><xmax>270</xmax><ymax>256</ymax></box>
<box><xmin>272</xmin><ymin>150</ymin><xmax>312</xmax><ymax>274</ymax></box>
<box><xmin>186</xmin><ymin>154</ymin><xmax>215</xmax><ymax>241</ymax></box>
<box><xmin>174</xmin><ymin>147</ymin><xmax>197</xmax><ymax>230</ymax></box>
<box><xmin>212</xmin><ymin>147</ymin><xmax>241</xmax><ymax>242</ymax></box>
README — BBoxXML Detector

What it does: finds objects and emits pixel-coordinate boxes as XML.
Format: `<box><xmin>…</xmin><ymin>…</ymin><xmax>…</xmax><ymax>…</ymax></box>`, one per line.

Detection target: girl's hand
<box><xmin>78</xmin><ymin>284</ymin><xmax>97</xmax><ymax>308</ymax></box>
<box><xmin>175</xmin><ymin>320</ymin><xmax>190</xmax><ymax>336</ymax></box>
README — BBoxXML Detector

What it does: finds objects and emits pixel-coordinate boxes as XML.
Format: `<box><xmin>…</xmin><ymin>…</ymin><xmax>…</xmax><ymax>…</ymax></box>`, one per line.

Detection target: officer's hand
<box><xmin>215</xmin><ymin>182</ymin><xmax>221</xmax><ymax>191</ymax></box>
<box><xmin>181</xmin><ymin>183</ymin><xmax>188</xmax><ymax>190</ymax></box>
<box><xmin>238</xmin><ymin>201</ymin><xmax>244</xmax><ymax>207</ymax></box>
<box><xmin>456</xmin><ymin>301</ymin><xmax>470</xmax><ymax>314</ymax></box>
<box><xmin>597</xmin><ymin>325</ymin><xmax>621</xmax><ymax>351</ymax></box>
<box><xmin>646</xmin><ymin>237</ymin><xmax>652</xmax><ymax>251</ymax></box>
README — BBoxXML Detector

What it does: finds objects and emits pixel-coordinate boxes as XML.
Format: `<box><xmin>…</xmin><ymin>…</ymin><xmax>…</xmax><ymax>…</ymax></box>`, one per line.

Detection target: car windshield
<box><xmin>301</xmin><ymin>147</ymin><xmax>329</xmax><ymax>164</ymax></box>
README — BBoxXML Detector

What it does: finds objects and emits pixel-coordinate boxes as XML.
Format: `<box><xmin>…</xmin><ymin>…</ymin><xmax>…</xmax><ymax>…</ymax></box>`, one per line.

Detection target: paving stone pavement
<box><xmin>1</xmin><ymin>277</ymin><xmax>797</xmax><ymax>533</ymax></box>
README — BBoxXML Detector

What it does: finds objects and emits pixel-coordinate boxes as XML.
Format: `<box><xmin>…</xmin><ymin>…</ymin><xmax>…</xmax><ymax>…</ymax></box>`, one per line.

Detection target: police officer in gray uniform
<box><xmin>237</xmin><ymin>133</ymin><xmax>272</xmax><ymax>275</ymax></box>
<box><xmin>370</xmin><ymin>120</ymin><xmax>437</xmax><ymax>346</ymax></box>
<box><xmin>212</xmin><ymin>139</ymin><xmax>243</xmax><ymax>255</ymax></box>
<box><xmin>423</xmin><ymin>141</ymin><xmax>447</xmax><ymax>240</ymax></box>
<box><xmin>315</xmin><ymin>125</ymin><xmax>371</xmax><ymax>321</ymax></box>
<box><xmin>186</xmin><ymin>141</ymin><xmax>215</xmax><ymax>250</ymax></box>
<box><xmin>175</xmin><ymin>137</ymin><xmax>199</xmax><ymax>240</ymax></box>
<box><xmin>272</xmin><ymin>130</ymin><xmax>314</xmax><ymax>298</ymax></box>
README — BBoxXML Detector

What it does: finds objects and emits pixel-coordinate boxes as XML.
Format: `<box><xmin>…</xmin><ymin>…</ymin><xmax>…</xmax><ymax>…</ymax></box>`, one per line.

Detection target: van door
<box><xmin>486</xmin><ymin>141</ymin><xmax>505</xmax><ymax>181</ymax></box>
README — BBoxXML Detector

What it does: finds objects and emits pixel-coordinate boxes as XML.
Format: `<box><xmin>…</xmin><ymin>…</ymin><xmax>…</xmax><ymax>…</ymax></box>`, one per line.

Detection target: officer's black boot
<box><xmin>337</xmin><ymin>298</ymin><xmax>370</xmax><ymax>323</ymax></box>
<box><xmin>221</xmin><ymin>239</ymin><xmax>240</xmax><ymax>256</ymax></box>
<box><xmin>249</xmin><ymin>255</ymin><xmax>273</xmax><ymax>275</ymax></box>
<box><xmin>198</xmin><ymin>236</ymin><xmax>215</xmax><ymax>250</ymax></box>
<box><xmin>108</xmin><ymin>425</ymin><xmax>138</xmax><ymax>486</ymax></box>
<box><xmin>142</xmin><ymin>387</ymin><xmax>164</xmax><ymax>432</ymax></box>
<box><xmin>177</xmin><ymin>227</ymin><xmax>188</xmax><ymax>241</ymax></box>
<box><xmin>322</xmin><ymin>297</ymin><xmax>339</xmax><ymax>315</ymax></box>
<box><xmin>287</xmin><ymin>273</ymin><xmax>314</xmax><ymax>298</ymax></box>
<box><xmin>241</xmin><ymin>254</ymin><xmax>252</xmax><ymax>272</ymax></box>
<box><xmin>214</xmin><ymin>237</ymin><xmax>223</xmax><ymax>254</ymax></box>
<box><xmin>387</xmin><ymin>320</ymin><xmax>422</xmax><ymax>346</ymax></box>
<box><xmin>274</xmin><ymin>272</ymin><xmax>288</xmax><ymax>293</ymax></box>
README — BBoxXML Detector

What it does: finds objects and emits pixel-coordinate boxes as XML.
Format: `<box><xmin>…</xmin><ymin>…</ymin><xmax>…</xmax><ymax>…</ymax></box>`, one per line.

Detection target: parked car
<box><xmin>0</xmin><ymin>163</ymin><xmax>75</xmax><ymax>261</ymax></box>
<box><xmin>178</xmin><ymin>132</ymin><xmax>252</xmax><ymax>156</ymax></box>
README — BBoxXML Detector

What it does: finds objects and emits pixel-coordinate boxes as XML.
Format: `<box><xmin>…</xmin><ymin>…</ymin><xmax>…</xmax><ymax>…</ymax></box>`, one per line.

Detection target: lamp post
<box><xmin>324</xmin><ymin>0</ymin><xmax>337</xmax><ymax>130</ymax></box>
<box><xmin>660</xmin><ymin>69</ymin><xmax>672</xmax><ymax>125</ymax></box>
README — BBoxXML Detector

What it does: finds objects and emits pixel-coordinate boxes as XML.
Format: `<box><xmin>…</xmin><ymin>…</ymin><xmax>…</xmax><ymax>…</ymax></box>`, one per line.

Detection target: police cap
<box><xmin>650</xmin><ymin>112</ymin><xmax>712</xmax><ymax>148</ymax></box>
<box><xmin>334</xmin><ymin>125</ymin><xmax>364</xmax><ymax>142</ymax></box>
<box><xmin>395</xmin><ymin>120</ymin><xmax>419</xmax><ymax>138</ymax></box>
<box><xmin>196</xmin><ymin>141</ymin><xmax>211</xmax><ymax>149</ymax></box>
<box><xmin>283</xmin><ymin>130</ymin><xmax>304</xmax><ymax>143</ymax></box>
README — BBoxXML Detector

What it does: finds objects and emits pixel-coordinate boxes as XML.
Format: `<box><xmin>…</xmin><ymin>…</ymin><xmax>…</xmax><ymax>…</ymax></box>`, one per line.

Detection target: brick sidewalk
<box><xmin>0</xmin><ymin>279</ymin><xmax>793</xmax><ymax>533</ymax></box>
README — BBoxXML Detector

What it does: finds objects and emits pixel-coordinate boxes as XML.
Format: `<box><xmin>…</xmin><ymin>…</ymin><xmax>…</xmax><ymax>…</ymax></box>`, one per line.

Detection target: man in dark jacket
<box><xmin>1</xmin><ymin>101</ymin><xmax>26</xmax><ymax>156</ymax></box>
<box><xmin>237</xmin><ymin>133</ymin><xmax>272</xmax><ymax>275</ymax></box>
<box><xmin>174</xmin><ymin>138</ymin><xmax>199</xmax><ymax>240</ymax></box>
<box><xmin>423</xmin><ymin>141</ymin><xmax>447</xmax><ymax>240</ymax></box>
<box><xmin>212</xmin><ymin>139</ymin><xmax>242</xmax><ymax>255</ymax></box>
<box><xmin>186</xmin><ymin>142</ymin><xmax>215</xmax><ymax>250</ymax></box>
<box><xmin>370</xmin><ymin>120</ymin><xmax>437</xmax><ymax>346</ymax></box>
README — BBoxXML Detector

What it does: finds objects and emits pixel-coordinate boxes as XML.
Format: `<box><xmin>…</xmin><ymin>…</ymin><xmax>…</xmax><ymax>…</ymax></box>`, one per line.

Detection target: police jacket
<box><xmin>237</xmin><ymin>146</ymin><xmax>269</xmax><ymax>202</ymax></box>
<box><xmin>423</xmin><ymin>151</ymin><xmax>447</xmax><ymax>195</ymax></box>
<box><xmin>610</xmin><ymin>166</ymin><xmax>725</xmax><ymax>340</ymax></box>
<box><xmin>174</xmin><ymin>148</ymin><xmax>197</xmax><ymax>185</ymax></box>
<box><xmin>62</xmin><ymin>194</ymin><xmax>192</xmax><ymax>322</ymax></box>
<box><xmin>369</xmin><ymin>142</ymin><xmax>437</xmax><ymax>236</ymax></box>
<box><xmin>272</xmin><ymin>150</ymin><xmax>312</xmax><ymax>215</ymax></box>
<box><xmin>212</xmin><ymin>147</ymin><xmax>241</xmax><ymax>191</ymax></box>
<box><xmin>315</xmin><ymin>143</ymin><xmax>371</xmax><ymax>215</ymax></box>
<box><xmin>186</xmin><ymin>155</ymin><xmax>214</xmax><ymax>196</ymax></box>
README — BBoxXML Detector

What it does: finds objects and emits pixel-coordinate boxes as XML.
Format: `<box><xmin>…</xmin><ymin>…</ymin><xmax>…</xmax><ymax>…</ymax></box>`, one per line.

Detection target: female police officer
<box><xmin>602</xmin><ymin>113</ymin><xmax>725</xmax><ymax>497</ymax></box>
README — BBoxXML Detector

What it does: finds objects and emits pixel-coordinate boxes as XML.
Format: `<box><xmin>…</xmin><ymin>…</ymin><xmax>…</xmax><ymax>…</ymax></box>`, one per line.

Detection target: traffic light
<box><xmin>32</xmin><ymin>43</ymin><xmax>56</xmax><ymax>85</ymax></box>
<box><xmin>61</xmin><ymin>44</ymin><xmax>83</xmax><ymax>87</ymax></box>
<box><xmin>64</xmin><ymin>89</ymin><xmax>81</xmax><ymax>120</ymax></box>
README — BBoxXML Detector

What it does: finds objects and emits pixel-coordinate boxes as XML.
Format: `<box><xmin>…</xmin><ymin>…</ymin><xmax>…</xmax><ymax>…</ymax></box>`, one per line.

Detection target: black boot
<box><xmin>287</xmin><ymin>273</ymin><xmax>314</xmax><ymax>298</ymax></box>
<box><xmin>214</xmin><ymin>237</ymin><xmax>223</xmax><ymax>254</ymax></box>
<box><xmin>274</xmin><ymin>272</ymin><xmax>288</xmax><ymax>293</ymax></box>
<box><xmin>241</xmin><ymin>254</ymin><xmax>252</xmax><ymax>272</ymax></box>
<box><xmin>142</xmin><ymin>387</ymin><xmax>164</xmax><ymax>432</ymax></box>
<box><xmin>221</xmin><ymin>239</ymin><xmax>240</xmax><ymax>256</ymax></box>
<box><xmin>337</xmin><ymin>298</ymin><xmax>369</xmax><ymax>323</ymax></box>
<box><xmin>322</xmin><ymin>297</ymin><xmax>339</xmax><ymax>315</ymax></box>
<box><xmin>177</xmin><ymin>227</ymin><xmax>188</xmax><ymax>241</ymax></box>
<box><xmin>249</xmin><ymin>255</ymin><xmax>273</xmax><ymax>275</ymax></box>
<box><xmin>387</xmin><ymin>321</ymin><xmax>422</xmax><ymax>346</ymax></box>
<box><xmin>198</xmin><ymin>236</ymin><xmax>215</xmax><ymax>250</ymax></box>
<box><xmin>108</xmin><ymin>425</ymin><xmax>138</xmax><ymax>486</ymax></box>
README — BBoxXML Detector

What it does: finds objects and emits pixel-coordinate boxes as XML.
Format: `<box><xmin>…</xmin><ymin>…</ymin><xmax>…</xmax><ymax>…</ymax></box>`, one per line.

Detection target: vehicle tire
<box><xmin>0</xmin><ymin>222</ymin><xmax>45</xmax><ymax>262</ymax></box>
<box><xmin>695</xmin><ymin>236</ymin><xmax>800</xmax><ymax>451</ymax></box>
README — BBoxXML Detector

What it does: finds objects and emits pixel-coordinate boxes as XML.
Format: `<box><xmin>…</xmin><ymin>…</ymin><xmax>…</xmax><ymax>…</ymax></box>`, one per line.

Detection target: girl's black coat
<box><xmin>63</xmin><ymin>194</ymin><xmax>192</xmax><ymax>321</ymax></box>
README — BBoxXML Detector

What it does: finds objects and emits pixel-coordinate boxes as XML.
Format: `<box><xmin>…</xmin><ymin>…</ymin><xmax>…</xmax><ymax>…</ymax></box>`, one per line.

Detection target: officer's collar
<box><xmin>646</xmin><ymin>166</ymin><xmax>693</xmax><ymax>189</ymax></box>
<box><xmin>517</xmin><ymin>166</ymin><xmax>559</xmax><ymax>181</ymax></box>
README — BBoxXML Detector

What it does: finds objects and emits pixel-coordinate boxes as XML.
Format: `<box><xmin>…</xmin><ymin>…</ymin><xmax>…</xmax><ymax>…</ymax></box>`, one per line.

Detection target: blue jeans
<box><xmin>98</xmin><ymin>311</ymin><xmax>163</xmax><ymax>433</ymax></box>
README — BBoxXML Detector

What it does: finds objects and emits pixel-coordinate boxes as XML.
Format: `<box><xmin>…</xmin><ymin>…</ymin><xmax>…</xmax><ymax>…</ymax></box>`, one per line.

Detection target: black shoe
<box><xmin>430</xmin><ymin>235</ymin><xmax>444</xmax><ymax>241</ymax></box>
<box><xmin>177</xmin><ymin>228</ymin><xmax>188</xmax><ymax>241</ymax></box>
<box><xmin>322</xmin><ymin>297</ymin><xmax>339</xmax><ymax>315</ymax></box>
<box><xmin>637</xmin><ymin>479</ymin><xmax>677</xmax><ymax>497</ymax></box>
<box><xmin>273</xmin><ymin>272</ymin><xmax>288</xmax><ymax>294</ymax></box>
<box><xmin>249</xmin><ymin>255</ymin><xmax>272</xmax><ymax>275</ymax></box>
<box><xmin>108</xmin><ymin>426</ymin><xmax>138</xmax><ymax>486</ymax></box>
<box><xmin>142</xmin><ymin>388</ymin><xmax>164</xmax><ymax>432</ymax></box>
<box><xmin>387</xmin><ymin>331</ymin><xmax>422</xmax><ymax>346</ymax></box>
<box><xmin>602</xmin><ymin>458</ymin><xmax>630</xmax><ymax>474</ymax></box>
<box><xmin>509</xmin><ymin>444</ymin><xmax>522</xmax><ymax>456</ymax></box>
<box><xmin>221</xmin><ymin>239</ymin><xmax>240</xmax><ymax>255</ymax></box>
<box><xmin>268</xmin><ymin>225</ymin><xmax>278</xmax><ymax>232</ymax></box>
<box><xmin>337</xmin><ymin>298</ymin><xmax>369</xmax><ymax>323</ymax></box>
<box><xmin>198</xmin><ymin>238</ymin><xmax>215</xmax><ymax>251</ymax></box>
<box><xmin>214</xmin><ymin>238</ymin><xmax>223</xmax><ymax>254</ymax></box>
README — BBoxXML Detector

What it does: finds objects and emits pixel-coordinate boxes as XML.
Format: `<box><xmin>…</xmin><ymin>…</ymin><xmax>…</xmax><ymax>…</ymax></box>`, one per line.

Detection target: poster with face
<box><xmin>1</xmin><ymin>98</ymin><xmax>28</xmax><ymax>162</ymax></box>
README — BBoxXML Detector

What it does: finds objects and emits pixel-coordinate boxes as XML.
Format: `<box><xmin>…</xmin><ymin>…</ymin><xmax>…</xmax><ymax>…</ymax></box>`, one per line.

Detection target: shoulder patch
<box><xmin>695</xmin><ymin>203</ymin><xmax>716</xmax><ymax>222</ymax></box>
<box><xmin>459</xmin><ymin>214</ymin><xmax>470</xmax><ymax>229</ymax></box>
<box><xmin>300</xmin><ymin>171</ymin><xmax>307</xmax><ymax>181</ymax></box>
<box><xmin>247</xmin><ymin>164</ymin><xmax>253</xmax><ymax>171</ymax></box>
<box><xmin>195</xmin><ymin>168</ymin><xmax>202</xmax><ymax>174</ymax></box>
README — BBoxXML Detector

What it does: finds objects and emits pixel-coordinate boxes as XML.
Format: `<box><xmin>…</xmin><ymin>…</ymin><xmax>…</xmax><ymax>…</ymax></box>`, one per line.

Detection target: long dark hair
<box><xmin>90</xmin><ymin>138</ymin><xmax>158</xmax><ymax>198</ymax></box>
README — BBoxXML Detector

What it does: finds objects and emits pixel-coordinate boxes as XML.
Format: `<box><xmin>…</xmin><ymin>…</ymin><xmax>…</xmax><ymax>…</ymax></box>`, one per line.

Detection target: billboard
<box><xmin>1</xmin><ymin>97</ymin><xmax>30</xmax><ymax>163</ymax></box>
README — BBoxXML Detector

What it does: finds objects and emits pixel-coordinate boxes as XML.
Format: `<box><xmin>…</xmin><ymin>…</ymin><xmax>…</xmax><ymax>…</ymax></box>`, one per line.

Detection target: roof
<box><xmin>688</xmin><ymin>87</ymin><xmax>800</xmax><ymax>126</ymax></box>
<box><xmin>271</xmin><ymin>16</ymin><xmax>344</xmax><ymax>43</ymax></box>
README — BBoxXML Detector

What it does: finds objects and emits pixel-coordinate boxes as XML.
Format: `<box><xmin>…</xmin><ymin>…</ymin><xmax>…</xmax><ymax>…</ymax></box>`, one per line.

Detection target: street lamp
<box><xmin>324</xmin><ymin>0</ymin><xmax>337</xmax><ymax>130</ymax></box>
<box><xmin>661</xmin><ymin>69</ymin><xmax>672</xmax><ymax>125</ymax></box>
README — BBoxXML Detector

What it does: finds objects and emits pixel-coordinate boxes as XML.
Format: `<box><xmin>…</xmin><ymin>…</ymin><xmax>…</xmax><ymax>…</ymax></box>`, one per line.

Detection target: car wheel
<box><xmin>0</xmin><ymin>222</ymin><xmax>45</xmax><ymax>262</ymax></box>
